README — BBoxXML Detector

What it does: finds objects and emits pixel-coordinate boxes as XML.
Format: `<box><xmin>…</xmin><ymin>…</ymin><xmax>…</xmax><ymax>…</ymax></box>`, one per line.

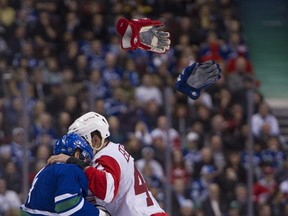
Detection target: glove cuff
<box><xmin>116</xmin><ymin>18</ymin><xmax>141</xmax><ymax>50</ymax></box>
<box><xmin>116</xmin><ymin>18</ymin><xmax>164</xmax><ymax>51</ymax></box>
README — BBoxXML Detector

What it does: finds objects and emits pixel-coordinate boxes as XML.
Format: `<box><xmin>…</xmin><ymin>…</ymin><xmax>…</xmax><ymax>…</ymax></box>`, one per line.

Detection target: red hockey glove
<box><xmin>116</xmin><ymin>18</ymin><xmax>170</xmax><ymax>54</ymax></box>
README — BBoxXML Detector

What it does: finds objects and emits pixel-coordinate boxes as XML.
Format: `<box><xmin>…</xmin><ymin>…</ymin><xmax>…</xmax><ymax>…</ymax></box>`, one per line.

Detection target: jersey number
<box><xmin>134</xmin><ymin>165</ymin><xmax>153</xmax><ymax>206</ymax></box>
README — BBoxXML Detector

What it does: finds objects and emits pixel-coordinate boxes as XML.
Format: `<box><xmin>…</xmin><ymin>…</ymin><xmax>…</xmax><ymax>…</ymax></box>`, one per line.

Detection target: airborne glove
<box><xmin>116</xmin><ymin>18</ymin><xmax>170</xmax><ymax>53</ymax></box>
<box><xmin>175</xmin><ymin>60</ymin><xmax>221</xmax><ymax>100</ymax></box>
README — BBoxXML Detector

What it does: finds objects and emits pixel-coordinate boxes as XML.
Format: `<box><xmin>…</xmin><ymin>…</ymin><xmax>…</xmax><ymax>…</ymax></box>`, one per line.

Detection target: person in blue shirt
<box><xmin>20</xmin><ymin>132</ymin><xmax>110</xmax><ymax>216</ymax></box>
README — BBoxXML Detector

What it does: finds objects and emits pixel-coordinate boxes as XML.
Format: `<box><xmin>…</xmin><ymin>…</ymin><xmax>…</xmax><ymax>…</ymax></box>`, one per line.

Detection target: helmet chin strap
<box><xmin>91</xmin><ymin>139</ymin><xmax>105</xmax><ymax>154</ymax></box>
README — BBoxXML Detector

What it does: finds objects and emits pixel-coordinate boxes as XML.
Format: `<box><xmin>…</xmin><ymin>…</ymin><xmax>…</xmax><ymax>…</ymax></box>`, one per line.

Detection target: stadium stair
<box><xmin>240</xmin><ymin>0</ymin><xmax>288</xmax><ymax>145</ymax></box>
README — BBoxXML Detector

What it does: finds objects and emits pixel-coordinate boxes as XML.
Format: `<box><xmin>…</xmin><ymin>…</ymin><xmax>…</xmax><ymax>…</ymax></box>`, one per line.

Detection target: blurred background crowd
<box><xmin>0</xmin><ymin>0</ymin><xmax>287</xmax><ymax>215</ymax></box>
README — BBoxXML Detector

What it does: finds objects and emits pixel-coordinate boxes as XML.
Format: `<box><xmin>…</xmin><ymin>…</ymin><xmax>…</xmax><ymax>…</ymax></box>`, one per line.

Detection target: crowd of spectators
<box><xmin>0</xmin><ymin>0</ymin><xmax>286</xmax><ymax>215</ymax></box>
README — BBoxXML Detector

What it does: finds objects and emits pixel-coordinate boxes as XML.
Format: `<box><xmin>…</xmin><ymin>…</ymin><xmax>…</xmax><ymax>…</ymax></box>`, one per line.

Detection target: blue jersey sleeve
<box><xmin>54</xmin><ymin>164</ymin><xmax>100</xmax><ymax>216</ymax></box>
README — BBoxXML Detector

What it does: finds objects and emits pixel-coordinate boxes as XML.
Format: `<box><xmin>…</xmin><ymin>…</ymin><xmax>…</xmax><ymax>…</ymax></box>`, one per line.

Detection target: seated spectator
<box><xmin>104</xmin><ymin>87</ymin><xmax>128</xmax><ymax>117</ymax></box>
<box><xmin>202</xmin><ymin>183</ymin><xmax>227</xmax><ymax>216</ymax></box>
<box><xmin>3</xmin><ymin>97</ymin><xmax>23</xmax><ymax>136</ymax></box>
<box><xmin>276</xmin><ymin>155</ymin><xmax>288</xmax><ymax>183</ymax></box>
<box><xmin>151</xmin><ymin>115</ymin><xmax>180</xmax><ymax>150</ymax></box>
<box><xmin>191</xmin><ymin>165</ymin><xmax>217</xmax><ymax>206</ymax></box>
<box><xmin>41</xmin><ymin>56</ymin><xmax>63</xmax><ymax>85</ymax></box>
<box><xmin>31</xmin><ymin>112</ymin><xmax>58</xmax><ymax>143</ymax></box>
<box><xmin>225</xmin><ymin>150</ymin><xmax>247</xmax><ymax>184</ymax></box>
<box><xmin>136</xmin><ymin>146</ymin><xmax>164</xmax><ymax>182</ymax></box>
<box><xmin>85</xmin><ymin>68</ymin><xmax>111</xmax><ymax>101</ymax></box>
<box><xmin>241</xmin><ymin>141</ymin><xmax>262</xmax><ymax>178</ymax></box>
<box><xmin>172</xmin><ymin>103</ymin><xmax>190</xmax><ymax>134</ymax></box>
<box><xmin>0</xmin><ymin>177</ymin><xmax>21</xmax><ymax>216</ymax></box>
<box><xmin>150</xmin><ymin>130</ymin><xmax>166</xmax><ymax>167</ymax></box>
<box><xmin>102</xmin><ymin>52</ymin><xmax>123</xmax><ymax>88</ymax></box>
<box><xmin>107</xmin><ymin>115</ymin><xmax>127</xmax><ymax>144</ymax></box>
<box><xmin>194</xmin><ymin>147</ymin><xmax>217</xmax><ymax>179</ymax></box>
<box><xmin>260</xmin><ymin>136</ymin><xmax>285</xmax><ymax>170</ymax></box>
<box><xmin>226</xmin><ymin>103</ymin><xmax>245</xmax><ymax>135</ymax></box>
<box><xmin>253</xmin><ymin>165</ymin><xmax>278</xmax><ymax>204</ymax></box>
<box><xmin>256</xmin><ymin>204</ymin><xmax>272</xmax><ymax>216</ymax></box>
<box><xmin>230</xmin><ymin>184</ymin><xmax>248</xmax><ymax>216</ymax></box>
<box><xmin>183</xmin><ymin>131</ymin><xmax>201</xmax><ymax>175</ymax></box>
<box><xmin>124</xmin><ymin>134</ymin><xmax>142</xmax><ymax>161</ymax></box>
<box><xmin>134</xmin><ymin>121</ymin><xmax>152</xmax><ymax>146</ymax></box>
<box><xmin>0</xmin><ymin>127</ymin><xmax>33</xmax><ymax>169</ymax></box>
<box><xmin>180</xmin><ymin>199</ymin><xmax>194</xmax><ymax>216</ymax></box>
<box><xmin>226</xmin><ymin>55</ymin><xmax>253</xmax><ymax>75</ymax></box>
<box><xmin>252</xmin><ymin>102</ymin><xmax>280</xmax><ymax>138</ymax></box>
<box><xmin>123</xmin><ymin>57</ymin><xmax>140</xmax><ymax>87</ymax></box>
<box><xmin>55</xmin><ymin>111</ymin><xmax>71</xmax><ymax>138</ymax></box>
<box><xmin>217</xmin><ymin>166</ymin><xmax>240</xmax><ymax>202</ymax></box>
<box><xmin>171</xmin><ymin>149</ymin><xmax>189</xmax><ymax>183</ymax></box>
<box><xmin>191</xmin><ymin>104</ymin><xmax>212</xmax><ymax>132</ymax></box>
<box><xmin>142</xmin><ymin>99</ymin><xmax>164</xmax><ymax>131</ymax></box>
<box><xmin>61</xmin><ymin>67</ymin><xmax>83</xmax><ymax>97</ymax></box>
<box><xmin>73</xmin><ymin>54</ymin><xmax>90</xmax><ymax>82</ymax></box>
<box><xmin>209</xmin><ymin>134</ymin><xmax>226</xmax><ymax>172</ymax></box>
<box><xmin>3</xmin><ymin>161</ymin><xmax>22</xmax><ymax>194</ymax></box>
<box><xmin>135</xmin><ymin>74</ymin><xmax>163</xmax><ymax>107</ymax></box>
<box><xmin>63</xmin><ymin>95</ymin><xmax>81</xmax><ymax>121</ymax></box>
<box><xmin>171</xmin><ymin>177</ymin><xmax>192</xmax><ymax>216</ymax></box>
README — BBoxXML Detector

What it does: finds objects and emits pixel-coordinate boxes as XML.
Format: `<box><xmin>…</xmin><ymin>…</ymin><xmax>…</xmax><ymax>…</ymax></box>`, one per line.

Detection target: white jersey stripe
<box><xmin>104</xmin><ymin>172</ymin><xmax>115</xmax><ymax>203</ymax></box>
<box><xmin>55</xmin><ymin>193</ymin><xmax>77</xmax><ymax>202</ymax></box>
<box><xmin>20</xmin><ymin>205</ymin><xmax>59</xmax><ymax>216</ymax></box>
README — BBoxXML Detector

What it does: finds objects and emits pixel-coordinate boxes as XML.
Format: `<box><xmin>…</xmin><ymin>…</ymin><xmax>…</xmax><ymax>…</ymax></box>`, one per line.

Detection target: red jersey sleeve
<box><xmin>84</xmin><ymin>155</ymin><xmax>121</xmax><ymax>203</ymax></box>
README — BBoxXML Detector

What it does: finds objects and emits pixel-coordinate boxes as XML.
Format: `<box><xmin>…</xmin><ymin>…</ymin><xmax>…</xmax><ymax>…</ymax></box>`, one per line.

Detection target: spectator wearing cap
<box><xmin>183</xmin><ymin>131</ymin><xmax>201</xmax><ymax>175</ymax></box>
<box><xmin>150</xmin><ymin>129</ymin><xmax>166</xmax><ymax>167</ymax></box>
<box><xmin>191</xmin><ymin>165</ymin><xmax>217</xmax><ymax>206</ymax></box>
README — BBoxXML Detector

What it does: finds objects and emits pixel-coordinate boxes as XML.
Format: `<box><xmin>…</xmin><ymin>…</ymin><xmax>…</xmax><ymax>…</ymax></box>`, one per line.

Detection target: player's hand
<box><xmin>175</xmin><ymin>60</ymin><xmax>221</xmax><ymax>100</ymax></box>
<box><xmin>47</xmin><ymin>153</ymin><xmax>70</xmax><ymax>164</ymax></box>
<box><xmin>116</xmin><ymin>17</ymin><xmax>170</xmax><ymax>54</ymax></box>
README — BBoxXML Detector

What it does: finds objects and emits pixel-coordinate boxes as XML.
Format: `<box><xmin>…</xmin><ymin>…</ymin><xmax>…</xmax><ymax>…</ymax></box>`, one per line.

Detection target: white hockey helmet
<box><xmin>68</xmin><ymin>112</ymin><xmax>110</xmax><ymax>151</ymax></box>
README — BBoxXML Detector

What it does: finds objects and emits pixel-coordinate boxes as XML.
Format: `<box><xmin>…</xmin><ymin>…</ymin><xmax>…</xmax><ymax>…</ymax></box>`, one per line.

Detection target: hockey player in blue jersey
<box><xmin>20</xmin><ymin>133</ymin><xmax>110</xmax><ymax>216</ymax></box>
